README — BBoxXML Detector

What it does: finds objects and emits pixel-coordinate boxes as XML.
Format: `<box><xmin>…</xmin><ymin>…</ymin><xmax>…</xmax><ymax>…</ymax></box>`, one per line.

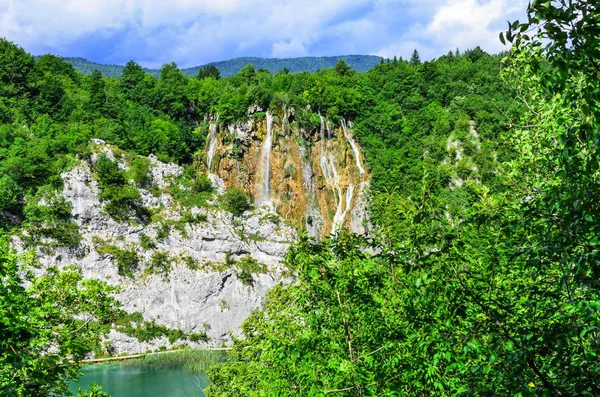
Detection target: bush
<box><xmin>192</xmin><ymin>174</ymin><xmax>213</xmax><ymax>193</ymax></box>
<box><xmin>139</xmin><ymin>233</ymin><xmax>156</xmax><ymax>250</ymax></box>
<box><xmin>100</xmin><ymin>184</ymin><xmax>149</xmax><ymax>222</ymax></box>
<box><xmin>189</xmin><ymin>332</ymin><xmax>208</xmax><ymax>343</ymax></box>
<box><xmin>128</xmin><ymin>157</ymin><xmax>151</xmax><ymax>187</ymax></box>
<box><xmin>94</xmin><ymin>153</ymin><xmax>124</xmax><ymax>186</ymax></box>
<box><xmin>22</xmin><ymin>186</ymin><xmax>81</xmax><ymax>247</ymax></box>
<box><xmin>97</xmin><ymin>244</ymin><xmax>140</xmax><ymax>277</ymax></box>
<box><xmin>147</xmin><ymin>250</ymin><xmax>171</xmax><ymax>276</ymax></box>
<box><xmin>94</xmin><ymin>153</ymin><xmax>149</xmax><ymax>222</ymax></box>
<box><xmin>235</xmin><ymin>268</ymin><xmax>255</xmax><ymax>286</ymax></box>
<box><xmin>220</xmin><ymin>187</ymin><xmax>251</xmax><ymax>216</ymax></box>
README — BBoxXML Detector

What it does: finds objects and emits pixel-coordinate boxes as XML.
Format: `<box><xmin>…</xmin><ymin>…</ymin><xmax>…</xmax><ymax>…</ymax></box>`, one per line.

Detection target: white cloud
<box><xmin>272</xmin><ymin>39</ymin><xmax>308</xmax><ymax>58</ymax></box>
<box><xmin>0</xmin><ymin>0</ymin><xmax>529</xmax><ymax>66</ymax></box>
<box><xmin>375</xmin><ymin>0</ymin><xmax>527</xmax><ymax>60</ymax></box>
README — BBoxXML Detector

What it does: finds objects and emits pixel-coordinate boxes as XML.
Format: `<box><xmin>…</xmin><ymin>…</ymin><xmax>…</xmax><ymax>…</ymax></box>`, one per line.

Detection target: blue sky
<box><xmin>0</xmin><ymin>0</ymin><xmax>527</xmax><ymax>68</ymax></box>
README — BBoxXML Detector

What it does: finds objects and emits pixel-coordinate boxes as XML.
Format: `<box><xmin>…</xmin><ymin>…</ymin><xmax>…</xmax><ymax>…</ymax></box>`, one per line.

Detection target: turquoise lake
<box><xmin>69</xmin><ymin>352</ymin><xmax>227</xmax><ymax>397</ymax></box>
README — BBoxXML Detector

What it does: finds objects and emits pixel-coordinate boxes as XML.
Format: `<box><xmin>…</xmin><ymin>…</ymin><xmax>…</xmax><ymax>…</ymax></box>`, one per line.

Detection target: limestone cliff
<box><xmin>14</xmin><ymin>141</ymin><xmax>296</xmax><ymax>354</ymax></box>
<box><xmin>14</xmin><ymin>107</ymin><xmax>371</xmax><ymax>354</ymax></box>
<box><xmin>206</xmin><ymin>107</ymin><xmax>370</xmax><ymax>237</ymax></box>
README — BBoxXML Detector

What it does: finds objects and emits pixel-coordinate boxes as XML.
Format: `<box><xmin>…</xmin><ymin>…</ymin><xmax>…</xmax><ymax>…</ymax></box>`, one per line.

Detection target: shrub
<box><xmin>220</xmin><ymin>187</ymin><xmax>251</xmax><ymax>216</ymax></box>
<box><xmin>128</xmin><ymin>157</ymin><xmax>151</xmax><ymax>187</ymax></box>
<box><xmin>236</xmin><ymin>268</ymin><xmax>254</xmax><ymax>286</ymax></box>
<box><xmin>147</xmin><ymin>250</ymin><xmax>171</xmax><ymax>276</ymax></box>
<box><xmin>139</xmin><ymin>233</ymin><xmax>156</xmax><ymax>250</ymax></box>
<box><xmin>97</xmin><ymin>244</ymin><xmax>140</xmax><ymax>277</ymax></box>
<box><xmin>189</xmin><ymin>332</ymin><xmax>208</xmax><ymax>343</ymax></box>
<box><xmin>94</xmin><ymin>153</ymin><xmax>124</xmax><ymax>186</ymax></box>
<box><xmin>192</xmin><ymin>174</ymin><xmax>213</xmax><ymax>193</ymax></box>
<box><xmin>22</xmin><ymin>186</ymin><xmax>81</xmax><ymax>247</ymax></box>
<box><xmin>100</xmin><ymin>184</ymin><xmax>149</xmax><ymax>222</ymax></box>
<box><xmin>94</xmin><ymin>153</ymin><xmax>149</xmax><ymax>223</ymax></box>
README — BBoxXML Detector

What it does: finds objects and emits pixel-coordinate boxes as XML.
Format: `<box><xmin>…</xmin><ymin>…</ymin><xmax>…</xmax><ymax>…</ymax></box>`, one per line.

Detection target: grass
<box><xmin>120</xmin><ymin>349</ymin><xmax>229</xmax><ymax>374</ymax></box>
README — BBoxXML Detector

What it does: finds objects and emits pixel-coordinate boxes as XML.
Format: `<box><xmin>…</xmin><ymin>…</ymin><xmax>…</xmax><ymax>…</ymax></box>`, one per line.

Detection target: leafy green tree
<box><xmin>120</xmin><ymin>60</ymin><xmax>153</xmax><ymax>104</ymax></box>
<box><xmin>0</xmin><ymin>237</ymin><xmax>122</xmax><ymax>396</ymax></box>
<box><xmin>220</xmin><ymin>187</ymin><xmax>252</xmax><ymax>216</ymax></box>
<box><xmin>155</xmin><ymin>62</ymin><xmax>190</xmax><ymax>119</ymax></box>
<box><xmin>88</xmin><ymin>70</ymin><xmax>106</xmax><ymax>117</ymax></box>
<box><xmin>334</xmin><ymin>59</ymin><xmax>352</xmax><ymax>76</ymax></box>
<box><xmin>197</xmin><ymin>64</ymin><xmax>221</xmax><ymax>80</ymax></box>
<box><xmin>0</xmin><ymin>38</ymin><xmax>34</xmax><ymax>98</ymax></box>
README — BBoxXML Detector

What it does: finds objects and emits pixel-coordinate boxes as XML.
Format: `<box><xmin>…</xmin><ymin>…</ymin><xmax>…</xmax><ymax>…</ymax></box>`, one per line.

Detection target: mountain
<box><xmin>60</xmin><ymin>55</ymin><xmax>382</xmax><ymax>78</ymax></box>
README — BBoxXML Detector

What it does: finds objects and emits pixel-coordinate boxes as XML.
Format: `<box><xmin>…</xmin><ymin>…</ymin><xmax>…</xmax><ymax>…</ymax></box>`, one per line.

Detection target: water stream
<box><xmin>341</xmin><ymin>119</ymin><xmax>365</xmax><ymax>175</ymax></box>
<box><xmin>258</xmin><ymin>110</ymin><xmax>274</xmax><ymax>207</ymax></box>
<box><xmin>319</xmin><ymin>115</ymin><xmax>353</xmax><ymax>234</ymax></box>
<box><xmin>206</xmin><ymin>115</ymin><xmax>219</xmax><ymax>171</ymax></box>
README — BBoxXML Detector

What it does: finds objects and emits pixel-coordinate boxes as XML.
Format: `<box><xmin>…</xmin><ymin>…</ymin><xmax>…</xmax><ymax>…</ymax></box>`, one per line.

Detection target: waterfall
<box><xmin>206</xmin><ymin>114</ymin><xmax>219</xmax><ymax>171</ymax></box>
<box><xmin>332</xmin><ymin>183</ymin><xmax>355</xmax><ymax>233</ymax></box>
<box><xmin>319</xmin><ymin>114</ymin><xmax>354</xmax><ymax>234</ymax></box>
<box><xmin>258</xmin><ymin>110</ymin><xmax>274</xmax><ymax>207</ymax></box>
<box><xmin>341</xmin><ymin>119</ymin><xmax>365</xmax><ymax>175</ymax></box>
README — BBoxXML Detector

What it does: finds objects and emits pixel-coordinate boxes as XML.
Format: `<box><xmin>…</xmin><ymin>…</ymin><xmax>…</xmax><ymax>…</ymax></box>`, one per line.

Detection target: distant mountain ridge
<box><xmin>60</xmin><ymin>55</ymin><xmax>382</xmax><ymax>78</ymax></box>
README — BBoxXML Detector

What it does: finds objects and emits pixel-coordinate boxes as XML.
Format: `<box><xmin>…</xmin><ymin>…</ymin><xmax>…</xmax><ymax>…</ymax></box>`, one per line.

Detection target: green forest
<box><xmin>1</xmin><ymin>0</ymin><xmax>600</xmax><ymax>395</ymax></box>
<box><xmin>61</xmin><ymin>55</ymin><xmax>382</xmax><ymax>78</ymax></box>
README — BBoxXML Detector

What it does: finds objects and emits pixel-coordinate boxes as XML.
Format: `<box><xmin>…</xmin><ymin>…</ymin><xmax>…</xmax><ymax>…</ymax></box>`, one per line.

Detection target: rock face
<box><xmin>207</xmin><ymin>108</ymin><xmax>371</xmax><ymax>237</ymax></box>
<box><xmin>21</xmin><ymin>144</ymin><xmax>296</xmax><ymax>353</ymax></box>
<box><xmin>15</xmin><ymin>108</ymin><xmax>372</xmax><ymax>354</ymax></box>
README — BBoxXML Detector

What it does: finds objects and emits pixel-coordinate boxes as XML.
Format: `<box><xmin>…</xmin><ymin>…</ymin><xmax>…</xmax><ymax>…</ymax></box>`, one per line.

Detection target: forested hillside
<box><xmin>60</xmin><ymin>54</ymin><xmax>382</xmax><ymax>78</ymax></box>
<box><xmin>2</xmin><ymin>0</ymin><xmax>600</xmax><ymax>395</ymax></box>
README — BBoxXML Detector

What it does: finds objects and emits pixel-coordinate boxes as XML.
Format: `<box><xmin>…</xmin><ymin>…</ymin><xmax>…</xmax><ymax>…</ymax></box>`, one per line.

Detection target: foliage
<box><xmin>146</xmin><ymin>250</ymin><xmax>171</xmax><ymax>276</ymax></box>
<box><xmin>207</xmin><ymin>2</ymin><xmax>600</xmax><ymax>396</ymax></box>
<box><xmin>0</xmin><ymin>237</ymin><xmax>122</xmax><ymax>397</ymax></box>
<box><xmin>220</xmin><ymin>187</ymin><xmax>252</xmax><ymax>217</ymax></box>
<box><xmin>127</xmin><ymin>156</ymin><xmax>151</xmax><ymax>187</ymax></box>
<box><xmin>197</xmin><ymin>64</ymin><xmax>221</xmax><ymax>80</ymax></box>
<box><xmin>93</xmin><ymin>153</ymin><xmax>150</xmax><ymax>222</ymax></box>
<box><xmin>22</xmin><ymin>185</ymin><xmax>81</xmax><ymax>247</ymax></box>
<box><xmin>97</xmin><ymin>244</ymin><xmax>140</xmax><ymax>277</ymax></box>
<box><xmin>63</xmin><ymin>55</ymin><xmax>383</xmax><ymax>78</ymax></box>
<box><xmin>76</xmin><ymin>384</ymin><xmax>110</xmax><ymax>397</ymax></box>
<box><xmin>121</xmin><ymin>349</ymin><xmax>227</xmax><ymax>374</ymax></box>
<box><xmin>114</xmin><ymin>312</ymin><xmax>190</xmax><ymax>344</ymax></box>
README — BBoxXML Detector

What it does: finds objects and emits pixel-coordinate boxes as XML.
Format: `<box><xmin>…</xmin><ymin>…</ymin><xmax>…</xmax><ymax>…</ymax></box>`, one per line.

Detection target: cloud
<box><xmin>375</xmin><ymin>0</ymin><xmax>527</xmax><ymax>60</ymax></box>
<box><xmin>0</xmin><ymin>0</ymin><xmax>529</xmax><ymax>67</ymax></box>
<box><xmin>272</xmin><ymin>39</ymin><xmax>308</xmax><ymax>58</ymax></box>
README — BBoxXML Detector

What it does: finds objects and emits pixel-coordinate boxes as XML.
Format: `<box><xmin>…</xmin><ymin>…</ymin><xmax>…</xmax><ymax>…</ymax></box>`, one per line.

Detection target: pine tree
<box><xmin>410</xmin><ymin>49</ymin><xmax>421</xmax><ymax>66</ymax></box>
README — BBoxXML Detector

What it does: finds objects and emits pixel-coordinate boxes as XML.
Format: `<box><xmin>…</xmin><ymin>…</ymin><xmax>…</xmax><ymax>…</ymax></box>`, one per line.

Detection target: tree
<box><xmin>197</xmin><ymin>64</ymin><xmax>221</xmax><ymax>80</ymax></box>
<box><xmin>120</xmin><ymin>60</ymin><xmax>147</xmax><ymax>99</ymax></box>
<box><xmin>334</xmin><ymin>59</ymin><xmax>352</xmax><ymax>76</ymax></box>
<box><xmin>0</xmin><ymin>236</ymin><xmax>123</xmax><ymax>396</ymax></box>
<box><xmin>409</xmin><ymin>49</ymin><xmax>421</xmax><ymax>66</ymax></box>
<box><xmin>154</xmin><ymin>62</ymin><xmax>189</xmax><ymax>119</ymax></box>
<box><xmin>88</xmin><ymin>70</ymin><xmax>106</xmax><ymax>116</ymax></box>
<box><xmin>220</xmin><ymin>187</ymin><xmax>251</xmax><ymax>216</ymax></box>
<box><xmin>0</xmin><ymin>39</ymin><xmax>34</xmax><ymax>98</ymax></box>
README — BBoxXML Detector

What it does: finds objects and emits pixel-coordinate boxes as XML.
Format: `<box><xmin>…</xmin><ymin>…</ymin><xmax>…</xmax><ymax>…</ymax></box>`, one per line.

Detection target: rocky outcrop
<box><xmin>207</xmin><ymin>108</ymin><xmax>371</xmax><ymax>237</ymax></box>
<box><xmin>17</xmin><ymin>144</ymin><xmax>296</xmax><ymax>354</ymax></box>
<box><xmin>15</xmin><ymin>107</ymin><xmax>373</xmax><ymax>354</ymax></box>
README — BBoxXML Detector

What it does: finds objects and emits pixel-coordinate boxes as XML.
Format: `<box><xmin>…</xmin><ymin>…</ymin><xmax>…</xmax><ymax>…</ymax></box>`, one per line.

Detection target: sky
<box><xmin>0</xmin><ymin>0</ymin><xmax>527</xmax><ymax>68</ymax></box>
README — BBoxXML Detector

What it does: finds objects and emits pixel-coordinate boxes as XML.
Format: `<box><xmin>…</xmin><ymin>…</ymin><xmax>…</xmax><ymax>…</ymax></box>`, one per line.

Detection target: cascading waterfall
<box><xmin>341</xmin><ymin>119</ymin><xmax>365</xmax><ymax>175</ymax></box>
<box><xmin>333</xmin><ymin>183</ymin><xmax>355</xmax><ymax>232</ymax></box>
<box><xmin>206</xmin><ymin>114</ymin><xmax>219</xmax><ymax>171</ymax></box>
<box><xmin>258</xmin><ymin>110</ymin><xmax>274</xmax><ymax>207</ymax></box>
<box><xmin>319</xmin><ymin>114</ymin><xmax>354</xmax><ymax>234</ymax></box>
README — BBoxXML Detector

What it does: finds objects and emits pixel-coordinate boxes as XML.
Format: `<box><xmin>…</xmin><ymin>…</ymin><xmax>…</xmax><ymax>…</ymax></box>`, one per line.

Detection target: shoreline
<box><xmin>81</xmin><ymin>347</ymin><xmax>232</xmax><ymax>364</ymax></box>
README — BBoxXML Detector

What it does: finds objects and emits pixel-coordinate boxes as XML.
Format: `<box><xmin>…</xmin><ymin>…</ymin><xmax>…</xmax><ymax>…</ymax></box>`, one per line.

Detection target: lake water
<box><xmin>69</xmin><ymin>352</ymin><xmax>226</xmax><ymax>397</ymax></box>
